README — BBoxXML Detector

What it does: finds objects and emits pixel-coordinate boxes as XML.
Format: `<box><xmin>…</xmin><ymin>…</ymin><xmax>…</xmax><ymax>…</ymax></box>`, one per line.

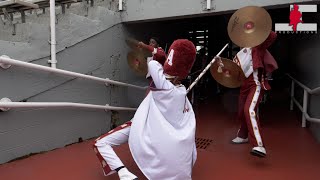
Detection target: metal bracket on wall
<box><xmin>61</xmin><ymin>4</ymin><xmax>66</xmax><ymax>14</ymax></box>
<box><xmin>119</xmin><ymin>0</ymin><xmax>123</xmax><ymax>11</ymax></box>
<box><xmin>20</xmin><ymin>10</ymin><xmax>25</xmax><ymax>23</ymax></box>
<box><xmin>203</xmin><ymin>0</ymin><xmax>216</xmax><ymax>11</ymax></box>
<box><xmin>1</xmin><ymin>8</ymin><xmax>16</xmax><ymax>35</ymax></box>
<box><xmin>82</xmin><ymin>1</ymin><xmax>89</xmax><ymax>17</ymax></box>
<box><xmin>2</xmin><ymin>8</ymin><xmax>10</xmax><ymax>22</ymax></box>
<box><xmin>81</xmin><ymin>0</ymin><xmax>94</xmax><ymax>7</ymax></box>
<box><xmin>0</xmin><ymin>55</ymin><xmax>12</xmax><ymax>69</ymax></box>
<box><xmin>105</xmin><ymin>104</ymin><xmax>110</xmax><ymax>112</ymax></box>
<box><xmin>105</xmin><ymin>78</ymin><xmax>110</xmax><ymax>86</ymax></box>
<box><xmin>0</xmin><ymin>97</ymin><xmax>12</xmax><ymax>112</ymax></box>
<box><xmin>0</xmin><ymin>13</ymin><xmax>5</xmax><ymax>25</ymax></box>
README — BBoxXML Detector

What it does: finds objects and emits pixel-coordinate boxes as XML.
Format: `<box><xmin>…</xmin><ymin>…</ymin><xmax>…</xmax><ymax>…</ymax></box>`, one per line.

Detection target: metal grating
<box><xmin>195</xmin><ymin>137</ymin><xmax>213</xmax><ymax>150</ymax></box>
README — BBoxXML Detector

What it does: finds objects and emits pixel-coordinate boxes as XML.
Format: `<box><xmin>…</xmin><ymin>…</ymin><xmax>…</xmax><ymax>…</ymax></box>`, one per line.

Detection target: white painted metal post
<box><xmin>290</xmin><ymin>80</ymin><xmax>294</xmax><ymax>110</ymax></box>
<box><xmin>119</xmin><ymin>0</ymin><xmax>123</xmax><ymax>11</ymax></box>
<box><xmin>49</xmin><ymin>0</ymin><xmax>57</xmax><ymax>68</ymax></box>
<box><xmin>302</xmin><ymin>89</ymin><xmax>308</xmax><ymax>127</ymax></box>
<box><xmin>207</xmin><ymin>0</ymin><xmax>211</xmax><ymax>10</ymax></box>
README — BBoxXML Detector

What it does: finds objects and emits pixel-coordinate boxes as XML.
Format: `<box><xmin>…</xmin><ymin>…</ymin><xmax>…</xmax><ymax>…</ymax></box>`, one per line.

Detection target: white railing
<box><xmin>0</xmin><ymin>55</ymin><xmax>147</xmax><ymax>90</ymax></box>
<box><xmin>49</xmin><ymin>0</ymin><xmax>57</xmax><ymax>68</ymax></box>
<box><xmin>0</xmin><ymin>98</ymin><xmax>137</xmax><ymax>112</ymax></box>
<box><xmin>287</xmin><ymin>74</ymin><xmax>320</xmax><ymax>127</ymax></box>
<box><xmin>206</xmin><ymin>0</ymin><xmax>211</xmax><ymax>10</ymax></box>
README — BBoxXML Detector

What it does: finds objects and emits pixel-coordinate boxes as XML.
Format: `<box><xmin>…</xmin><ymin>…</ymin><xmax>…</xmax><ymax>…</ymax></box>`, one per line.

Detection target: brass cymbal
<box><xmin>127</xmin><ymin>51</ymin><xmax>148</xmax><ymax>76</ymax></box>
<box><xmin>125</xmin><ymin>38</ymin><xmax>152</xmax><ymax>57</ymax></box>
<box><xmin>210</xmin><ymin>58</ymin><xmax>245</xmax><ymax>88</ymax></box>
<box><xmin>227</xmin><ymin>6</ymin><xmax>272</xmax><ymax>48</ymax></box>
<box><xmin>125</xmin><ymin>38</ymin><xmax>140</xmax><ymax>50</ymax></box>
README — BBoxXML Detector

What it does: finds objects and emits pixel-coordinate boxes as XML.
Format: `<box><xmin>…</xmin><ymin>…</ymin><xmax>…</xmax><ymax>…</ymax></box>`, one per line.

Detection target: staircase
<box><xmin>0</xmin><ymin>0</ymin><xmax>122</xmax><ymax>61</ymax></box>
<box><xmin>0</xmin><ymin>0</ymin><xmax>144</xmax><ymax>164</ymax></box>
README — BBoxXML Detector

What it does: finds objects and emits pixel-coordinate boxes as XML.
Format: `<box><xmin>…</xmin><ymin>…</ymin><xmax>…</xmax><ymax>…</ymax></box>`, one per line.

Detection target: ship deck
<box><xmin>0</xmin><ymin>88</ymin><xmax>319</xmax><ymax>180</ymax></box>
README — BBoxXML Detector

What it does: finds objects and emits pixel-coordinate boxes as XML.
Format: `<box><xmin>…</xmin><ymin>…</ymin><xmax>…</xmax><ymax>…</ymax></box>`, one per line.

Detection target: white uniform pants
<box><xmin>93</xmin><ymin>121</ymin><xmax>132</xmax><ymax>176</ymax></box>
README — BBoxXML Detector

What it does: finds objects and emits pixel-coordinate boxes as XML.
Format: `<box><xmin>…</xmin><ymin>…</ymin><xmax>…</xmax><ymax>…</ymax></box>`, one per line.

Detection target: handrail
<box><xmin>286</xmin><ymin>73</ymin><xmax>320</xmax><ymax>94</ymax></box>
<box><xmin>0</xmin><ymin>101</ymin><xmax>137</xmax><ymax>111</ymax></box>
<box><xmin>286</xmin><ymin>73</ymin><xmax>320</xmax><ymax>127</ymax></box>
<box><xmin>0</xmin><ymin>56</ymin><xmax>147</xmax><ymax>90</ymax></box>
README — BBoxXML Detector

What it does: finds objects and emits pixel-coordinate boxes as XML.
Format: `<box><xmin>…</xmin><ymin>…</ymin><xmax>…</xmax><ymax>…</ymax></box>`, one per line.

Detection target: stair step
<box><xmin>0</xmin><ymin>1</ymin><xmax>121</xmax><ymax>60</ymax></box>
<box><xmin>0</xmin><ymin>40</ymin><xmax>36</xmax><ymax>61</ymax></box>
<box><xmin>56</xmin><ymin>12</ymin><xmax>101</xmax><ymax>29</ymax></box>
<box><xmin>94</xmin><ymin>0</ymin><xmax>119</xmax><ymax>12</ymax></box>
<box><xmin>70</xmin><ymin>5</ymin><xmax>120</xmax><ymax>27</ymax></box>
<box><xmin>0</xmin><ymin>25</ymin><xmax>28</xmax><ymax>42</ymax></box>
<box><xmin>0</xmin><ymin>22</ymin><xmax>50</xmax><ymax>43</ymax></box>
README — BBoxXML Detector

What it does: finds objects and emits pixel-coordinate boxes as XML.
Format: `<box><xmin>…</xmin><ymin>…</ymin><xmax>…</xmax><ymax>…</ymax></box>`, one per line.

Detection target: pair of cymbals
<box><xmin>125</xmin><ymin>38</ymin><xmax>152</xmax><ymax>57</ymax></box>
<box><xmin>126</xmin><ymin>38</ymin><xmax>151</xmax><ymax>76</ymax></box>
<box><xmin>210</xmin><ymin>58</ymin><xmax>245</xmax><ymax>88</ymax></box>
<box><xmin>227</xmin><ymin>6</ymin><xmax>272</xmax><ymax>48</ymax></box>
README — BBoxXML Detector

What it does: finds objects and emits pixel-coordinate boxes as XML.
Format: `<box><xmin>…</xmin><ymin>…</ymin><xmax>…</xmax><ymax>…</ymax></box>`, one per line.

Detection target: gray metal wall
<box><xmin>122</xmin><ymin>0</ymin><xmax>316</xmax><ymax>23</ymax></box>
<box><xmin>0</xmin><ymin>24</ymin><xmax>146</xmax><ymax>164</ymax></box>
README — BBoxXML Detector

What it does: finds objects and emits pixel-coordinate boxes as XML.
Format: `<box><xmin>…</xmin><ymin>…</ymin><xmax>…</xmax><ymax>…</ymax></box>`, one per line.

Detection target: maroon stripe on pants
<box><xmin>92</xmin><ymin>121</ymin><xmax>132</xmax><ymax>175</ymax></box>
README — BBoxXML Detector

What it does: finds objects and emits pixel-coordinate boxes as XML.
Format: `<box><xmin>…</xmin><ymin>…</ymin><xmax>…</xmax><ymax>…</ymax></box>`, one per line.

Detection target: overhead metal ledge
<box><xmin>0</xmin><ymin>0</ymin><xmax>39</xmax><ymax>14</ymax></box>
<box><xmin>26</xmin><ymin>0</ymin><xmax>77</xmax><ymax>9</ymax></box>
<box><xmin>0</xmin><ymin>0</ymin><xmax>39</xmax><ymax>23</ymax></box>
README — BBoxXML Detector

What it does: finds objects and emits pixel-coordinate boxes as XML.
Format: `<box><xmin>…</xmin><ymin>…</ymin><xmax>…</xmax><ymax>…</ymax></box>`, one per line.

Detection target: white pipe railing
<box><xmin>119</xmin><ymin>0</ymin><xmax>123</xmax><ymax>11</ymax></box>
<box><xmin>0</xmin><ymin>56</ymin><xmax>146</xmax><ymax>90</ymax></box>
<box><xmin>0</xmin><ymin>100</ymin><xmax>137</xmax><ymax>112</ymax></box>
<box><xmin>287</xmin><ymin>74</ymin><xmax>320</xmax><ymax>127</ymax></box>
<box><xmin>207</xmin><ymin>0</ymin><xmax>211</xmax><ymax>10</ymax></box>
<box><xmin>49</xmin><ymin>0</ymin><xmax>57</xmax><ymax>68</ymax></box>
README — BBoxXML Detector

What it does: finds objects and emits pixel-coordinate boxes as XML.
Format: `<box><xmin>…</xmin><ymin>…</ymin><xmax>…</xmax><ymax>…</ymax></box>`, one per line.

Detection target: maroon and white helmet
<box><xmin>163</xmin><ymin>39</ymin><xmax>196</xmax><ymax>79</ymax></box>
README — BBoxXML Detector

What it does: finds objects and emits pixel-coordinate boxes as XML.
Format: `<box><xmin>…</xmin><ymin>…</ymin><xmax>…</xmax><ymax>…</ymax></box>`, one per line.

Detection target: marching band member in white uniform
<box><xmin>93</xmin><ymin>39</ymin><xmax>197</xmax><ymax>180</ymax></box>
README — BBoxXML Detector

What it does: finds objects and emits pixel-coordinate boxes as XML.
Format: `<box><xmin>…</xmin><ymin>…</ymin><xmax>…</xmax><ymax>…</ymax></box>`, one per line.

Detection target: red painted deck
<box><xmin>0</xmin><ymin>89</ymin><xmax>319</xmax><ymax>180</ymax></box>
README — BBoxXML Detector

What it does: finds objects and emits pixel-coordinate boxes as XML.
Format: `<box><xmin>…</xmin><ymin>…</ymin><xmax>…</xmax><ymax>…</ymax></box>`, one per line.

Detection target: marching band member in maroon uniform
<box><xmin>231</xmin><ymin>31</ymin><xmax>278</xmax><ymax>158</ymax></box>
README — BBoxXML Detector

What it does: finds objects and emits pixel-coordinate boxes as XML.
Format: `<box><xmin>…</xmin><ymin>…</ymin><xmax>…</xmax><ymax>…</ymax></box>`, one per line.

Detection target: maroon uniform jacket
<box><xmin>251</xmin><ymin>31</ymin><xmax>278</xmax><ymax>90</ymax></box>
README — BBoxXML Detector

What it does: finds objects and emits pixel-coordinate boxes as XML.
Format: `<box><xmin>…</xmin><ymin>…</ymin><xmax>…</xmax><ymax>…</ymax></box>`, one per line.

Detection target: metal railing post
<box><xmin>302</xmin><ymin>89</ymin><xmax>308</xmax><ymax>128</ymax></box>
<box><xmin>285</xmin><ymin>73</ymin><xmax>320</xmax><ymax>125</ymax></box>
<box><xmin>119</xmin><ymin>0</ymin><xmax>123</xmax><ymax>11</ymax></box>
<box><xmin>290</xmin><ymin>80</ymin><xmax>295</xmax><ymax>110</ymax></box>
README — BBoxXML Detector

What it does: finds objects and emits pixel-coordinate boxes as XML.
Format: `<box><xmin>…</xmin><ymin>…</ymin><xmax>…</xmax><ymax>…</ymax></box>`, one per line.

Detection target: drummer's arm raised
<box><xmin>139</xmin><ymin>42</ymin><xmax>166</xmax><ymax>65</ymax></box>
<box><xmin>138</xmin><ymin>42</ymin><xmax>154</xmax><ymax>52</ymax></box>
<box><xmin>257</xmin><ymin>31</ymin><xmax>277</xmax><ymax>49</ymax></box>
<box><xmin>148</xmin><ymin>60</ymin><xmax>174</xmax><ymax>90</ymax></box>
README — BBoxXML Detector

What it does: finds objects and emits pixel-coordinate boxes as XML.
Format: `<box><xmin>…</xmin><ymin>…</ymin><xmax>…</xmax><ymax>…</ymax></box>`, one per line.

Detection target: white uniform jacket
<box><xmin>129</xmin><ymin>60</ymin><xmax>197</xmax><ymax>180</ymax></box>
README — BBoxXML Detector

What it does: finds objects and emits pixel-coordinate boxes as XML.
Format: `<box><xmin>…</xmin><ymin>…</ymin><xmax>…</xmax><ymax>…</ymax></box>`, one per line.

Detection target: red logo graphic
<box><xmin>275</xmin><ymin>4</ymin><xmax>317</xmax><ymax>33</ymax></box>
<box><xmin>289</xmin><ymin>4</ymin><xmax>303</xmax><ymax>32</ymax></box>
